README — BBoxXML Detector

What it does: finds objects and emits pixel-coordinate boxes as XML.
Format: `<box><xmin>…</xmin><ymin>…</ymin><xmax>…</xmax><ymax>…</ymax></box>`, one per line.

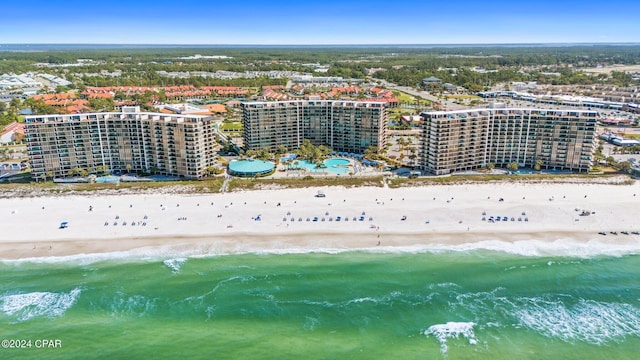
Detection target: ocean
<box><xmin>1</xmin><ymin>247</ymin><xmax>639</xmax><ymax>359</ymax></box>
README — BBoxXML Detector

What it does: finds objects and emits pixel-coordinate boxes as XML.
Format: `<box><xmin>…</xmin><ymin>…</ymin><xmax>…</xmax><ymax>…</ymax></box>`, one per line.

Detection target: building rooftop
<box><xmin>423</xmin><ymin>108</ymin><xmax>600</xmax><ymax>116</ymax></box>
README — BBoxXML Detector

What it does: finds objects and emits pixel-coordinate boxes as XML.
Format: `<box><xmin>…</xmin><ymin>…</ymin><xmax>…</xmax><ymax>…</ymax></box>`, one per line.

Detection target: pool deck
<box><xmin>271</xmin><ymin>158</ymin><xmax>384</xmax><ymax>178</ymax></box>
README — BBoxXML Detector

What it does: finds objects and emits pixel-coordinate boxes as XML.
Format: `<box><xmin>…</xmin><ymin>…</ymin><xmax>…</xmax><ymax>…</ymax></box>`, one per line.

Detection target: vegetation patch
<box><xmin>387</xmin><ymin>174</ymin><xmax>634</xmax><ymax>188</ymax></box>
<box><xmin>0</xmin><ymin>178</ymin><xmax>226</xmax><ymax>198</ymax></box>
<box><xmin>227</xmin><ymin>176</ymin><xmax>384</xmax><ymax>191</ymax></box>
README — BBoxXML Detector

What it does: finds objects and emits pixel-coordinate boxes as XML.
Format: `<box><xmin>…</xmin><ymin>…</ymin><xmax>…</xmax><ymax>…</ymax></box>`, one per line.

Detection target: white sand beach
<box><xmin>2</xmin><ymin>181</ymin><xmax>640</xmax><ymax>259</ymax></box>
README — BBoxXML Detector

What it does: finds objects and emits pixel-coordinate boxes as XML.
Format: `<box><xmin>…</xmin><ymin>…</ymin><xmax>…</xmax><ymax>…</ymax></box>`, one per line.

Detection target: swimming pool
<box><xmin>96</xmin><ymin>176</ymin><xmax>120</xmax><ymax>183</ymax></box>
<box><xmin>512</xmin><ymin>168</ymin><xmax>573</xmax><ymax>175</ymax></box>
<box><xmin>325</xmin><ymin>158</ymin><xmax>350</xmax><ymax>168</ymax></box>
<box><xmin>292</xmin><ymin>158</ymin><xmax>351</xmax><ymax>175</ymax></box>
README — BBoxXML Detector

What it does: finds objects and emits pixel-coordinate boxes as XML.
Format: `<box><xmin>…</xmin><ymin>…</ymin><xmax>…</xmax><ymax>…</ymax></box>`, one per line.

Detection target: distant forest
<box><xmin>1</xmin><ymin>45</ymin><xmax>639</xmax><ymax>90</ymax></box>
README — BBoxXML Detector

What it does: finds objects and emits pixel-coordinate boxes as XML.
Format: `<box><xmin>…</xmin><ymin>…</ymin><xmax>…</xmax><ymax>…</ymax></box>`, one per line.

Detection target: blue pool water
<box><xmin>512</xmin><ymin>168</ymin><xmax>573</xmax><ymax>175</ymax></box>
<box><xmin>96</xmin><ymin>176</ymin><xmax>120</xmax><ymax>183</ymax></box>
<box><xmin>293</xmin><ymin>158</ymin><xmax>351</xmax><ymax>175</ymax></box>
<box><xmin>325</xmin><ymin>158</ymin><xmax>350</xmax><ymax>167</ymax></box>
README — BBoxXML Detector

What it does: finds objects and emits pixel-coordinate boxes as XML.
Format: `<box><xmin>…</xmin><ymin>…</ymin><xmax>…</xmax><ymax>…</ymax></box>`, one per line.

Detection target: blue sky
<box><xmin>1</xmin><ymin>0</ymin><xmax>639</xmax><ymax>44</ymax></box>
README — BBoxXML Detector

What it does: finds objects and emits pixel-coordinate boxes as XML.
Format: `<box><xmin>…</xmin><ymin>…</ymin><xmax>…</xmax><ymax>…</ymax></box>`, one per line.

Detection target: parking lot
<box><xmin>0</xmin><ymin>162</ymin><xmax>27</xmax><ymax>179</ymax></box>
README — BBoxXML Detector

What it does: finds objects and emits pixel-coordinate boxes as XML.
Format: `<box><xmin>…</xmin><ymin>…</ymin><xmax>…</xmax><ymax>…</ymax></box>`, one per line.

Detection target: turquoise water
<box><xmin>95</xmin><ymin>176</ymin><xmax>120</xmax><ymax>183</ymax></box>
<box><xmin>324</xmin><ymin>158</ymin><xmax>350</xmax><ymax>167</ymax></box>
<box><xmin>1</xmin><ymin>249</ymin><xmax>639</xmax><ymax>359</ymax></box>
<box><xmin>294</xmin><ymin>158</ymin><xmax>350</xmax><ymax>174</ymax></box>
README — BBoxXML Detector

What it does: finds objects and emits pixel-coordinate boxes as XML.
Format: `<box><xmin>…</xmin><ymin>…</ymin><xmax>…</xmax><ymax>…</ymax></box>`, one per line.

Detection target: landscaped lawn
<box><xmin>219</xmin><ymin>122</ymin><xmax>243</xmax><ymax>131</ymax></box>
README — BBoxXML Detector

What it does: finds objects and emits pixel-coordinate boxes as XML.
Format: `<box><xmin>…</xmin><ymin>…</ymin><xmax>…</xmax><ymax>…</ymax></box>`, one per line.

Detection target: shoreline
<box><xmin>2</xmin><ymin>229</ymin><xmax>639</xmax><ymax>261</ymax></box>
<box><xmin>2</xmin><ymin>181</ymin><xmax>640</xmax><ymax>260</ymax></box>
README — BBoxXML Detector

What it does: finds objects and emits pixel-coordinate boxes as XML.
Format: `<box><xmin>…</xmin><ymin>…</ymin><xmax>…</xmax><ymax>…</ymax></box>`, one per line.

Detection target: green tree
<box><xmin>506</xmin><ymin>162</ymin><xmax>519</xmax><ymax>171</ymax></box>
<box><xmin>96</xmin><ymin>165</ymin><xmax>110</xmax><ymax>175</ymax></box>
<box><xmin>276</xmin><ymin>145</ymin><xmax>288</xmax><ymax>157</ymax></box>
<box><xmin>364</xmin><ymin>145</ymin><xmax>379</xmax><ymax>160</ymax></box>
<box><xmin>204</xmin><ymin>166</ymin><xmax>217</xmax><ymax>177</ymax></box>
<box><xmin>295</xmin><ymin>139</ymin><xmax>332</xmax><ymax>165</ymax></box>
<box><xmin>534</xmin><ymin>159</ymin><xmax>544</xmax><ymax>171</ymax></box>
<box><xmin>88</xmin><ymin>97</ymin><xmax>115</xmax><ymax>112</ymax></box>
<box><xmin>22</xmin><ymin>98</ymin><xmax>57</xmax><ymax>115</ymax></box>
<box><xmin>68</xmin><ymin>167</ymin><xmax>87</xmax><ymax>177</ymax></box>
<box><xmin>9</xmin><ymin>98</ymin><xmax>21</xmax><ymax>110</ymax></box>
<box><xmin>616</xmin><ymin>160</ymin><xmax>632</xmax><ymax>173</ymax></box>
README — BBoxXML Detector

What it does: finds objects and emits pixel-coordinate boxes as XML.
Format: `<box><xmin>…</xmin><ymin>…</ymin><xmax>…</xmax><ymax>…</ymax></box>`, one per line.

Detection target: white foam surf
<box><xmin>230</xmin><ymin>239</ymin><xmax>640</xmax><ymax>258</ymax></box>
<box><xmin>424</xmin><ymin>321</ymin><xmax>477</xmax><ymax>354</ymax></box>
<box><xmin>163</xmin><ymin>258</ymin><xmax>187</xmax><ymax>273</ymax></box>
<box><xmin>515</xmin><ymin>298</ymin><xmax>640</xmax><ymax>344</ymax></box>
<box><xmin>0</xmin><ymin>288</ymin><xmax>81</xmax><ymax>322</ymax></box>
<box><xmin>1</xmin><ymin>245</ymin><xmax>204</xmax><ymax>266</ymax></box>
<box><xmin>2</xmin><ymin>236</ymin><xmax>640</xmax><ymax>265</ymax></box>
<box><xmin>442</xmin><ymin>288</ymin><xmax>640</xmax><ymax>346</ymax></box>
<box><xmin>108</xmin><ymin>292</ymin><xmax>157</xmax><ymax>317</ymax></box>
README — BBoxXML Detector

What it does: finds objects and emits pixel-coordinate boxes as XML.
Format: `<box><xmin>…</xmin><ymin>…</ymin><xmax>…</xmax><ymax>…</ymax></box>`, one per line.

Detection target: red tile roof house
<box><xmin>1</xmin><ymin>121</ymin><xmax>26</xmax><ymax>144</ymax></box>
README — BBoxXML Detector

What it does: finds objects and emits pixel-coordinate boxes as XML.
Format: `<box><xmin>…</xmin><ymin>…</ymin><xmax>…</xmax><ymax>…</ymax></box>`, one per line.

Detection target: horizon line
<box><xmin>2</xmin><ymin>42</ymin><xmax>640</xmax><ymax>47</ymax></box>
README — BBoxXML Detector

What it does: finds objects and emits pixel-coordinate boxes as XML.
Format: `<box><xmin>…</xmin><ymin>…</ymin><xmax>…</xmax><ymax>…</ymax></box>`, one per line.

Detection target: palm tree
<box><xmin>276</xmin><ymin>145</ymin><xmax>288</xmax><ymax>157</ymax></box>
<box><xmin>364</xmin><ymin>145</ymin><xmax>379</xmax><ymax>160</ymax></box>
<box><xmin>395</xmin><ymin>137</ymin><xmax>410</xmax><ymax>159</ymax></box>
<box><xmin>97</xmin><ymin>165</ymin><xmax>110</xmax><ymax>176</ymax></box>
<box><xmin>534</xmin><ymin>159</ymin><xmax>544</xmax><ymax>171</ymax></box>
<box><xmin>205</xmin><ymin>166</ymin><xmax>217</xmax><ymax>177</ymax></box>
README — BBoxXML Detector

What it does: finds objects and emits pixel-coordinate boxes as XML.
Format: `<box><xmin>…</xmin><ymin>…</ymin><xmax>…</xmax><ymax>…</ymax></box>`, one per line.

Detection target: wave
<box><xmin>0</xmin><ymin>245</ymin><xmax>209</xmax><ymax>266</ymax></box>
<box><xmin>515</xmin><ymin>298</ymin><xmax>640</xmax><ymax>344</ymax></box>
<box><xmin>107</xmin><ymin>292</ymin><xmax>158</xmax><ymax>318</ymax></box>
<box><xmin>0</xmin><ymin>288</ymin><xmax>80</xmax><ymax>322</ymax></box>
<box><xmin>185</xmin><ymin>275</ymin><xmax>256</xmax><ymax>304</ymax></box>
<box><xmin>442</xmin><ymin>287</ymin><xmax>640</xmax><ymax>347</ymax></box>
<box><xmin>3</xmin><ymin>237</ymin><xmax>640</xmax><ymax>265</ymax></box>
<box><xmin>163</xmin><ymin>258</ymin><xmax>187</xmax><ymax>274</ymax></box>
<box><xmin>423</xmin><ymin>322</ymin><xmax>477</xmax><ymax>354</ymax></box>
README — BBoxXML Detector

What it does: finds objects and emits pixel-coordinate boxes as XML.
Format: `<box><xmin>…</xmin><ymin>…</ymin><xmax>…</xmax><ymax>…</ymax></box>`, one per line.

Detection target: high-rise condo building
<box><xmin>420</xmin><ymin>108</ymin><xmax>598</xmax><ymax>175</ymax></box>
<box><xmin>242</xmin><ymin>100</ymin><xmax>387</xmax><ymax>153</ymax></box>
<box><xmin>25</xmin><ymin>106</ymin><xmax>217</xmax><ymax>180</ymax></box>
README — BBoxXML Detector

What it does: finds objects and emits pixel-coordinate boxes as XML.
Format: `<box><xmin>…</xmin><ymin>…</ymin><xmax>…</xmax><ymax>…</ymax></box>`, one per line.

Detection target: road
<box><xmin>374</xmin><ymin>79</ymin><xmax>469</xmax><ymax>111</ymax></box>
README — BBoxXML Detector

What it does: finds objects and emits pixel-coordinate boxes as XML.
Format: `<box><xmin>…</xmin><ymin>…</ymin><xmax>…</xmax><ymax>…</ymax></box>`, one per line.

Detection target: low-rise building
<box><xmin>1</xmin><ymin>122</ymin><xmax>26</xmax><ymax>144</ymax></box>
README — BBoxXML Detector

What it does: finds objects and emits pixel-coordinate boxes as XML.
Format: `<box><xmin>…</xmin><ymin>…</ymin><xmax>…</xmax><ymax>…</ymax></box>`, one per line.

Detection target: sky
<box><xmin>1</xmin><ymin>0</ymin><xmax>639</xmax><ymax>45</ymax></box>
